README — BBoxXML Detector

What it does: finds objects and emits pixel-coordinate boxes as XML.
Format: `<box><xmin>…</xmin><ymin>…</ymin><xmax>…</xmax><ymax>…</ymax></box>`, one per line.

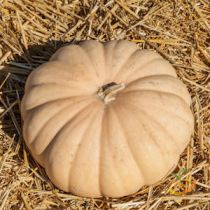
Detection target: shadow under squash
<box><xmin>1</xmin><ymin>40</ymin><xmax>73</xmax><ymax>138</ymax></box>
<box><xmin>0</xmin><ymin>40</ymin><xmax>77</xmax><ymax>198</ymax></box>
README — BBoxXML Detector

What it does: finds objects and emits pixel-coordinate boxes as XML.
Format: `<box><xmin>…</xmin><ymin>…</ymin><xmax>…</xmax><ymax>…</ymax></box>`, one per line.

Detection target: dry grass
<box><xmin>0</xmin><ymin>0</ymin><xmax>209</xmax><ymax>209</ymax></box>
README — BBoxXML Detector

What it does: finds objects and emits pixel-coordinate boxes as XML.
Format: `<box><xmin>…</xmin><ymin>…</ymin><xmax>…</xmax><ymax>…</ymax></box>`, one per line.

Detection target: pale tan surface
<box><xmin>21</xmin><ymin>40</ymin><xmax>194</xmax><ymax>198</ymax></box>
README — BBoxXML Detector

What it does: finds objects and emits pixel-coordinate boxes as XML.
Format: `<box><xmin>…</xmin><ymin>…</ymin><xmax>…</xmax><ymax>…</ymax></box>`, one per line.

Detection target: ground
<box><xmin>0</xmin><ymin>0</ymin><xmax>209</xmax><ymax>209</ymax></box>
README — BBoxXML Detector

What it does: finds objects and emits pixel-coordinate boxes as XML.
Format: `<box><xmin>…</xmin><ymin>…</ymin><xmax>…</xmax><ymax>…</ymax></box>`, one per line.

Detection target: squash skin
<box><xmin>21</xmin><ymin>40</ymin><xmax>194</xmax><ymax>198</ymax></box>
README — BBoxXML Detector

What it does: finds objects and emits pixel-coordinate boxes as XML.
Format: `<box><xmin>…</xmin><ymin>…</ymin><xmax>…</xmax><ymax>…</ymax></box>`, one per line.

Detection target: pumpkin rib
<box><xmin>76</xmin><ymin>45</ymin><xmax>100</xmax><ymax>80</ymax></box>
<box><xmin>80</xmin><ymin>41</ymin><xmax>106</xmax><ymax>82</ymax></box>
<box><xmin>20</xmin><ymin>95</ymin><xmax>27</xmax><ymax>119</ymax></box>
<box><xmin>68</xmin><ymin>107</ymin><xmax>102</xmax><ymax>196</ymax></box>
<box><xmin>43</xmin><ymin>103</ymin><xmax>98</xmax><ymax>193</ymax></box>
<box><xmin>139</xmin><ymin>112</ymin><xmax>173</xmax><ymax>157</ymax></box>
<box><xmin>119</xmin><ymin>90</ymin><xmax>192</xmax><ymax>125</ymax></box>
<box><xmin>26</xmin><ymin>70</ymin><xmax>97</xmax><ymax>91</ymax></box>
<box><xmin>99</xmin><ymin>106</ymin><xmax>128</xmax><ymax>196</ymax></box>
<box><xmin>112</xmin><ymin>106</ymin><xmax>144</xmax><ymax>191</ymax></box>
<box><xmin>119</xmin><ymin>102</ymin><xmax>171</xmax><ymax>184</ymax></box>
<box><xmin>113</xmin><ymin>103</ymin><xmax>145</xmax><ymax>181</ymax></box>
<box><xmin>50</xmin><ymin>45</ymin><xmax>99</xmax><ymax>83</ymax></box>
<box><xmin>128</xmin><ymin>101</ymin><xmax>182</xmax><ymax>154</ymax></box>
<box><xmin>99</xmin><ymin>110</ymin><xmax>108</xmax><ymax>197</ymax></box>
<box><xmin>139</xmin><ymin>108</ymin><xmax>182</xmax><ymax>153</ymax></box>
<box><xmin>110</xmin><ymin>41</ymin><xmax>138</xmax><ymax>80</ymax></box>
<box><xmin>24</xmin><ymin>96</ymin><xmax>91</xmax><ymax>145</ymax></box>
<box><xmin>98</xmin><ymin>108</ymin><xmax>105</xmax><ymax>197</ymax></box>
<box><xmin>23</xmin><ymin>84</ymin><xmax>90</xmax><ymax>110</ymax></box>
<box><xmin>124</xmin><ymin>59</ymin><xmax>177</xmax><ymax>83</ymax></box>
<box><xmin>23</xmin><ymin>96</ymin><xmax>90</xmax><ymax>119</ymax></box>
<box><xmin>25</xmin><ymin>82</ymin><xmax>94</xmax><ymax>103</ymax></box>
<box><xmin>122</xmin><ymin>89</ymin><xmax>190</xmax><ymax>108</ymax></box>
<box><xmin>103</xmin><ymin>41</ymin><xmax>119</xmax><ymax>82</ymax></box>
<box><xmin>23</xmin><ymin>61</ymin><xmax>60</xmax><ymax>92</ymax></box>
<box><xmin>106</xmin><ymin>106</ymin><xmax>128</xmax><ymax>191</ymax></box>
<box><xmin>121</xmin><ymin>100</ymin><xmax>181</xmax><ymax>155</ymax></box>
<box><xmin>140</xmin><ymin>104</ymin><xmax>193</xmax><ymax>130</ymax></box>
<box><xmin>124</xmin><ymin>74</ymin><xmax>174</xmax><ymax>87</ymax></box>
<box><xmin>110</xmin><ymin>107</ymin><xmax>144</xmax><ymax>193</ymax></box>
<box><xmin>113</xmin><ymin>50</ymin><xmax>162</xmax><ymax>81</ymax></box>
<box><xmin>29</xmin><ymin>99</ymin><xmax>96</xmax><ymax>154</ymax></box>
<box><xmin>41</xmin><ymin>102</ymin><xmax>97</xmax><ymax>160</ymax></box>
<box><xmin>124</xmin><ymin>74</ymin><xmax>191</xmax><ymax>105</ymax></box>
<box><xmin>122</xmin><ymin>57</ymin><xmax>167</xmax><ymax>82</ymax></box>
<box><xmin>117</xmin><ymin>104</ymin><xmax>182</xmax><ymax>185</ymax></box>
<box><xmin>27</xmin><ymin>82</ymin><xmax>91</xmax><ymax>91</ymax></box>
<box><xmin>134</xmin><ymin>116</ymin><xmax>180</xmax><ymax>180</ymax></box>
<box><xmin>24</xmin><ymin>61</ymin><xmax>96</xmax><ymax>91</ymax></box>
<box><xmin>23</xmin><ymin>98</ymin><xmax>74</xmax><ymax>144</ymax></box>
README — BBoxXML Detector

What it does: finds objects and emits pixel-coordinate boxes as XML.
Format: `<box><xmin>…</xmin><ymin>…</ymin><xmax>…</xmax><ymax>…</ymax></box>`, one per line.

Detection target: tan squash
<box><xmin>21</xmin><ymin>40</ymin><xmax>194</xmax><ymax>198</ymax></box>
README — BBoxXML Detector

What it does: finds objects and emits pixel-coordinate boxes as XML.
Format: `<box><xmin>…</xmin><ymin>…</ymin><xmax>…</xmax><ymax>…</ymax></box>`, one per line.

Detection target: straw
<box><xmin>0</xmin><ymin>0</ymin><xmax>209</xmax><ymax>209</ymax></box>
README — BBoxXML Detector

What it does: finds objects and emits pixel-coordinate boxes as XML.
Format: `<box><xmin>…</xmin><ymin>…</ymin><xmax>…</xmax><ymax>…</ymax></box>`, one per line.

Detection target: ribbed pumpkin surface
<box><xmin>21</xmin><ymin>40</ymin><xmax>194</xmax><ymax>198</ymax></box>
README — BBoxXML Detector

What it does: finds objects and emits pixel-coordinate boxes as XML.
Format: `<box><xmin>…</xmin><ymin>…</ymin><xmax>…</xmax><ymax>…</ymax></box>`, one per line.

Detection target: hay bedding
<box><xmin>0</xmin><ymin>0</ymin><xmax>209</xmax><ymax>209</ymax></box>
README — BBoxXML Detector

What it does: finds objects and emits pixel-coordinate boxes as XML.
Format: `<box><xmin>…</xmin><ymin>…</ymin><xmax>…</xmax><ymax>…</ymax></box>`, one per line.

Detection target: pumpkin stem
<box><xmin>97</xmin><ymin>82</ymin><xmax>125</xmax><ymax>104</ymax></box>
